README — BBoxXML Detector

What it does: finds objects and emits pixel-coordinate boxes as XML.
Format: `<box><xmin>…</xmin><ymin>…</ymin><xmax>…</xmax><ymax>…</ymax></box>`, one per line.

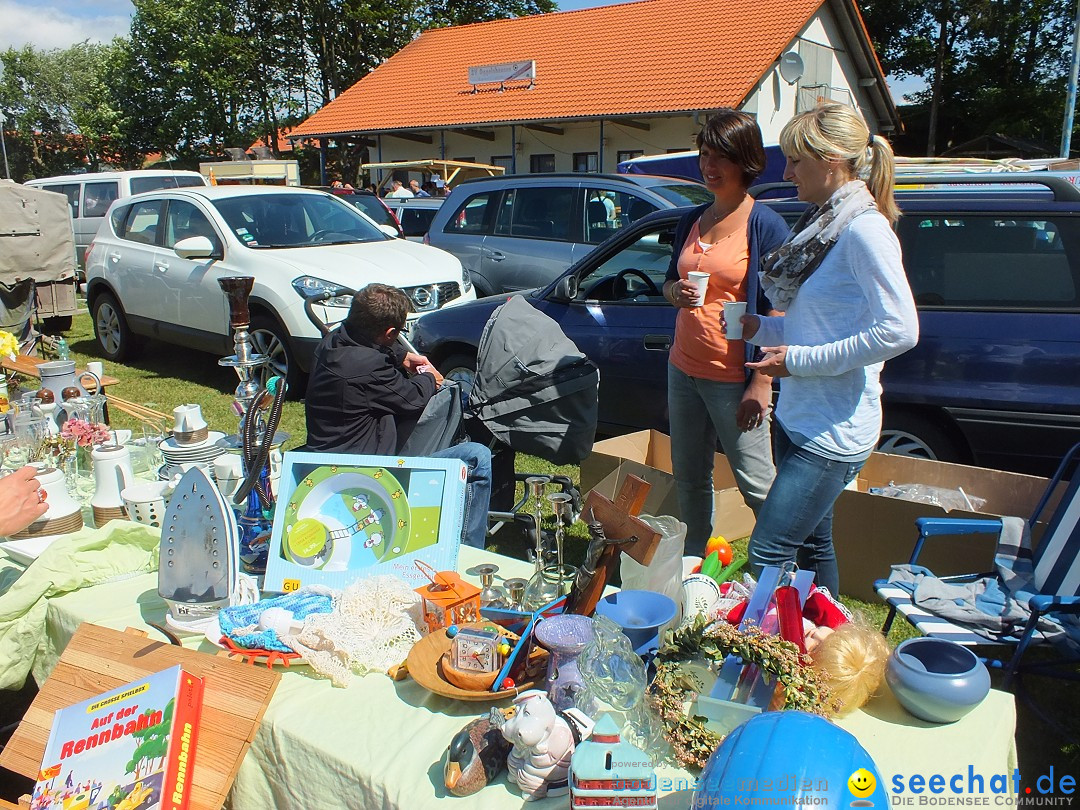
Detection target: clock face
<box><xmin>453</xmin><ymin>632</ymin><xmax>498</xmax><ymax>672</ymax></box>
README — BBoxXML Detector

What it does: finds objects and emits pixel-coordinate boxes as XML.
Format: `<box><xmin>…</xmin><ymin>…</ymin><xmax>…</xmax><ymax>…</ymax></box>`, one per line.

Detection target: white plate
<box><xmin>0</xmin><ymin>533</ymin><xmax>70</xmax><ymax>565</ymax></box>
<box><xmin>159</xmin><ymin>431</ymin><xmax>227</xmax><ymax>454</ymax></box>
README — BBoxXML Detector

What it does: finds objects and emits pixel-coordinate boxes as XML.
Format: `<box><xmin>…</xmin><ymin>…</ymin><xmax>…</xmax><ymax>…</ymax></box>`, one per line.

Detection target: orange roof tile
<box><xmin>291</xmin><ymin>0</ymin><xmax>822</xmax><ymax>139</ymax></box>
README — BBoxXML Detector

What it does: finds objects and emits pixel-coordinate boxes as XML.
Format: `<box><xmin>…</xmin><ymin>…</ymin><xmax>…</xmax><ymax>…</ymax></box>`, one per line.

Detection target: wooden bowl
<box><xmin>406</xmin><ymin>625</ymin><xmax>547</xmax><ymax>702</ymax></box>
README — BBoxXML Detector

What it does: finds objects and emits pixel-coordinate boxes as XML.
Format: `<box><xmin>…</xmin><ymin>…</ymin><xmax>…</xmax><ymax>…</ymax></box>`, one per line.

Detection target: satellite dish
<box><xmin>778</xmin><ymin>52</ymin><xmax>804</xmax><ymax>84</ymax></box>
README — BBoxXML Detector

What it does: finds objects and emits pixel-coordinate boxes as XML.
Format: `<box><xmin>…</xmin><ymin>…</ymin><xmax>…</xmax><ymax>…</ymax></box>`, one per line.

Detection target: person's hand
<box><xmin>424</xmin><ymin>366</ymin><xmax>445</xmax><ymax>386</ymax></box>
<box><xmin>735</xmin><ymin>374</ymin><xmax>772</xmax><ymax>432</ymax></box>
<box><xmin>0</xmin><ymin>466</ymin><xmax>48</xmax><ymax>536</ymax></box>
<box><xmin>666</xmin><ymin>280</ymin><xmax>696</xmax><ymax>308</ymax></box>
<box><xmin>745</xmin><ymin>346</ymin><xmax>791</xmax><ymax>377</ymax></box>
<box><xmin>402</xmin><ymin>352</ymin><xmax>430</xmax><ymax>372</ymax></box>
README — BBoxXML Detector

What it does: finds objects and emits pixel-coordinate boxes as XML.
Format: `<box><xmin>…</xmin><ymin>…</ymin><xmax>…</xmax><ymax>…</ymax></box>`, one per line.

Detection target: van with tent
<box><xmin>0</xmin><ymin>180</ymin><xmax>80</xmax><ymax>336</ymax></box>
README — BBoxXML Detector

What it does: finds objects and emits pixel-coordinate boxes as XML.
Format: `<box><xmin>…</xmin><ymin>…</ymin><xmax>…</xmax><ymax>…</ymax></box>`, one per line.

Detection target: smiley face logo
<box><xmin>848</xmin><ymin>769</ymin><xmax>876</xmax><ymax>800</ymax></box>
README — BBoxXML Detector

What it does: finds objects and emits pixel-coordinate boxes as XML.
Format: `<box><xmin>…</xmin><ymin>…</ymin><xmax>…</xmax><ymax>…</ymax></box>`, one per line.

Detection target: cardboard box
<box><xmin>579</xmin><ymin>429</ymin><xmax>756</xmax><ymax>544</ymax></box>
<box><xmin>834</xmin><ymin>453</ymin><xmax>1055</xmax><ymax>601</ymax></box>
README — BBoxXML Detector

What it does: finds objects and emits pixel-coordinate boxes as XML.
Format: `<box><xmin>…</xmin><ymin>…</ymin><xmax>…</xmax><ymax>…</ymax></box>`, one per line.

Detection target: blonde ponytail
<box><xmin>779</xmin><ymin>104</ymin><xmax>899</xmax><ymax>224</ymax></box>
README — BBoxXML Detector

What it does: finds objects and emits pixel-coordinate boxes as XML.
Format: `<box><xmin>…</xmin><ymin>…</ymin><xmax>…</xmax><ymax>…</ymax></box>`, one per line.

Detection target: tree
<box><xmin>0</xmin><ymin>41</ymin><xmax>128</xmax><ymax>177</ymax></box>
<box><xmin>860</xmin><ymin>0</ymin><xmax>1074</xmax><ymax>155</ymax></box>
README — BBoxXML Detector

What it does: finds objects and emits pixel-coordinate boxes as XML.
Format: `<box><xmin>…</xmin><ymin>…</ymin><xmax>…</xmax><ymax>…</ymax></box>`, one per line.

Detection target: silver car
<box><xmin>424</xmin><ymin>173</ymin><xmax>711</xmax><ymax>296</ymax></box>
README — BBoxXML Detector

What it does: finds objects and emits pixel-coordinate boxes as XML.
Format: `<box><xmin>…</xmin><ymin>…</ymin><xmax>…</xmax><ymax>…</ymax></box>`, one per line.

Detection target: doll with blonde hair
<box><xmin>810</xmin><ymin>619</ymin><xmax>890</xmax><ymax>715</ymax></box>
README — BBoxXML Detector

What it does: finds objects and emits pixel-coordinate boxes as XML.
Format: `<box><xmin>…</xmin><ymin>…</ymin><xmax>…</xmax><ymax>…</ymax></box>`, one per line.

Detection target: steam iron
<box><xmin>158</xmin><ymin>466</ymin><xmax>240</xmax><ymax>624</ymax></box>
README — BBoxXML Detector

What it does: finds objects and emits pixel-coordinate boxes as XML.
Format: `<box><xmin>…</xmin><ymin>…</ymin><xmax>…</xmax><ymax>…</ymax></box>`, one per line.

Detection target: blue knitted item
<box><xmin>218</xmin><ymin>591</ymin><xmax>333</xmax><ymax>652</ymax></box>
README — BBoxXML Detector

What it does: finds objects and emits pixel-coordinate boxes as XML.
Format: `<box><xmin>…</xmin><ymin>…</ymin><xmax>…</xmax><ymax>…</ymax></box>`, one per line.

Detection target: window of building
<box><xmin>453</xmin><ymin>156</ymin><xmax>476</xmax><ymax>164</ymax></box>
<box><xmin>573</xmin><ymin>152</ymin><xmax>599</xmax><ymax>173</ymax></box>
<box><xmin>617</xmin><ymin>150</ymin><xmax>645</xmax><ymax>164</ymax></box>
<box><xmin>530</xmin><ymin>154</ymin><xmax>556</xmax><ymax>173</ymax></box>
<box><xmin>491</xmin><ymin>155</ymin><xmax>514</xmax><ymax>172</ymax></box>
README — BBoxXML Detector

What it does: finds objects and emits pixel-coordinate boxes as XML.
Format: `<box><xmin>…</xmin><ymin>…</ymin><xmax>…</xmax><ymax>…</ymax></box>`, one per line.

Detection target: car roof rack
<box><xmin>751</xmin><ymin>173</ymin><xmax>1080</xmax><ymax>203</ymax></box>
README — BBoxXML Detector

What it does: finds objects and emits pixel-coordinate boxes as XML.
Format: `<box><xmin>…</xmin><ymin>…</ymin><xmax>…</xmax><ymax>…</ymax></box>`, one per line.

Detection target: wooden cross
<box><xmin>565</xmin><ymin>474</ymin><xmax>662</xmax><ymax>616</ymax></box>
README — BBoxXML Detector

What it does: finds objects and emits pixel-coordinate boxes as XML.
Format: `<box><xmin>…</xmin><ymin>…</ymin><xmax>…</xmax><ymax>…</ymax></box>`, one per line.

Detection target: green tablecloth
<box><xmin>1</xmin><ymin>544</ymin><xmax>1017</xmax><ymax>809</ymax></box>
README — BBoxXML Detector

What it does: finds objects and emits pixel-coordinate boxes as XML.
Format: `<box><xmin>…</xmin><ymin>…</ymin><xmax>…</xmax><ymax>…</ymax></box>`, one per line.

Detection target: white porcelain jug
<box><xmin>173</xmin><ymin>404</ymin><xmax>208</xmax><ymax>435</ymax></box>
<box><xmin>90</xmin><ymin>443</ymin><xmax>135</xmax><ymax>511</ymax></box>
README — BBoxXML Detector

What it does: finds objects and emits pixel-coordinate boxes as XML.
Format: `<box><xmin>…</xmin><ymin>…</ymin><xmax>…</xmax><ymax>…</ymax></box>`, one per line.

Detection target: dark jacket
<box><xmin>304</xmin><ymin>326</ymin><xmax>437</xmax><ymax>455</ymax></box>
<box><xmin>665</xmin><ymin>200</ymin><xmax>790</xmax><ymax>373</ymax></box>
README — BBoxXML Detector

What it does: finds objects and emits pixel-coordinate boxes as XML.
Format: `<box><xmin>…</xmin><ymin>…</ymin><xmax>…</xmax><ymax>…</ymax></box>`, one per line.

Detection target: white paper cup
<box><xmin>687</xmin><ymin>271</ymin><xmax>709</xmax><ymax>306</ymax></box>
<box><xmin>723</xmin><ymin>301</ymin><xmax>748</xmax><ymax>339</ymax></box>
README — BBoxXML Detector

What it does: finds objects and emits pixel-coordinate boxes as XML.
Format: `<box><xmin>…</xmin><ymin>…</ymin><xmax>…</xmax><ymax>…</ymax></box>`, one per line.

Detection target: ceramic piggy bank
<box><xmin>492</xmin><ymin>690</ymin><xmax>593</xmax><ymax>801</ymax></box>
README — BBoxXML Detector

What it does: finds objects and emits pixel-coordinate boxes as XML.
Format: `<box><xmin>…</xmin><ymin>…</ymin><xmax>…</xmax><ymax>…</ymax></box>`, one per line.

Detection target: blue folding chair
<box><xmin>875</xmin><ymin>442</ymin><xmax>1080</xmax><ymax>688</ymax></box>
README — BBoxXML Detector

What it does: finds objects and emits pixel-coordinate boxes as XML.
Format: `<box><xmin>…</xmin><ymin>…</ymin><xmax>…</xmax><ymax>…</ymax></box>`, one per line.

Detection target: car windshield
<box><xmin>212</xmin><ymin>193</ymin><xmax>387</xmax><ymax>248</ymax></box>
<box><xmin>650</xmin><ymin>183</ymin><xmax>713</xmax><ymax>207</ymax></box>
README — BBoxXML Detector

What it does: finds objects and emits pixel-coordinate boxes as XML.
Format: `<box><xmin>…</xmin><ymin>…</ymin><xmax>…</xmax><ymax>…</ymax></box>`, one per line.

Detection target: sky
<box><xmin>0</xmin><ymin>0</ymin><xmax>923</xmax><ymax>102</ymax></box>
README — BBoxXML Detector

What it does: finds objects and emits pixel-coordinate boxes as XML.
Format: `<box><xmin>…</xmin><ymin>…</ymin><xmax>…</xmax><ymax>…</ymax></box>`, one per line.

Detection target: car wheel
<box><xmin>92</xmin><ymin>292</ymin><xmax>139</xmax><ymax>362</ymax></box>
<box><xmin>438</xmin><ymin>353</ymin><xmax>477</xmax><ymax>395</ymax></box>
<box><xmin>878</xmin><ymin>411</ymin><xmax>964</xmax><ymax>464</ymax></box>
<box><xmin>249</xmin><ymin>315</ymin><xmax>305</xmax><ymax>396</ymax></box>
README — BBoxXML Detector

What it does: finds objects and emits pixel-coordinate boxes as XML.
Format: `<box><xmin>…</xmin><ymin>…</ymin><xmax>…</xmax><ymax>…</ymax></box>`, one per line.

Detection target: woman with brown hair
<box><xmin>662</xmin><ymin>108</ymin><xmax>790</xmax><ymax>556</ymax></box>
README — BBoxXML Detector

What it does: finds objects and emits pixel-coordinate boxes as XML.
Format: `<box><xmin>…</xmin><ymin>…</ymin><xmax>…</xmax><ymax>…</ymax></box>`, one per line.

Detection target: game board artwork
<box><xmin>31</xmin><ymin>665</ymin><xmax>203</xmax><ymax>810</ymax></box>
<box><xmin>263</xmin><ymin>452</ymin><xmax>467</xmax><ymax>593</ymax></box>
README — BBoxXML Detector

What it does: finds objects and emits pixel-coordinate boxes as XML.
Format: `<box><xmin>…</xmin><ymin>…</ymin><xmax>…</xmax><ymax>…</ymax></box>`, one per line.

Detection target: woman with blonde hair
<box><xmin>731</xmin><ymin>103</ymin><xmax>919</xmax><ymax>595</ymax></box>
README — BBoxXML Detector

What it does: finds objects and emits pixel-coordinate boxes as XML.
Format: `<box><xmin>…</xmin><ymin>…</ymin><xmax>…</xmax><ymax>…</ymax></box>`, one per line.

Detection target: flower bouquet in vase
<box><xmin>61</xmin><ymin>417</ymin><xmax>111</xmax><ymax>471</ymax></box>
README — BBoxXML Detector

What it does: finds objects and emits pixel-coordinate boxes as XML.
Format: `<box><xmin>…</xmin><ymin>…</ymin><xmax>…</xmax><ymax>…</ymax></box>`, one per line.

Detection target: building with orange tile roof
<box><xmin>290</xmin><ymin>0</ymin><xmax>898</xmax><ymax>181</ymax></box>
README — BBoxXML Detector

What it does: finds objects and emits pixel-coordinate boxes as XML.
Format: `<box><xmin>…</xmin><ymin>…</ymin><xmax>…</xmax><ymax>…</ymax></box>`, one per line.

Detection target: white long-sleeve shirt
<box><xmin>750</xmin><ymin>210</ymin><xmax>919</xmax><ymax>458</ymax></box>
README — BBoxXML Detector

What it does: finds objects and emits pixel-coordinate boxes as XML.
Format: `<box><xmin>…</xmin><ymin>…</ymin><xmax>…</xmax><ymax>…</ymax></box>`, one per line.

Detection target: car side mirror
<box><xmin>551</xmin><ymin>275</ymin><xmax>579</xmax><ymax>301</ymax></box>
<box><xmin>378</xmin><ymin>224</ymin><xmax>401</xmax><ymax>238</ymax></box>
<box><xmin>174</xmin><ymin>235</ymin><xmax>219</xmax><ymax>259</ymax></box>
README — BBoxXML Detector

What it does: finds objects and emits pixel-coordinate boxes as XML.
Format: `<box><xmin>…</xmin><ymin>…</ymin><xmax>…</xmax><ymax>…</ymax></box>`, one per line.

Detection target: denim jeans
<box><xmin>667</xmin><ymin>364</ymin><xmax>776</xmax><ymax>556</ymax></box>
<box><xmin>432</xmin><ymin>442</ymin><xmax>492</xmax><ymax>549</ymax></box>
<box><xmin>747</xmin><ymin>425</ymin><xmax>865</xmax><ymax>595</ymax></box>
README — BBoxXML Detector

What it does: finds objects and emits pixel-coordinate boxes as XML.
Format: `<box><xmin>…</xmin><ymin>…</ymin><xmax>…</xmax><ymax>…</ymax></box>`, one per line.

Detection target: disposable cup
<box><xmin>723</xmin><ymin>301</ymin><xmax>748</xmax><ymax>339</ymax></box>
<box><xmin>687</xmin><ymin>271</ymin><xmax>710</xmax><ymax>306</ymax></box>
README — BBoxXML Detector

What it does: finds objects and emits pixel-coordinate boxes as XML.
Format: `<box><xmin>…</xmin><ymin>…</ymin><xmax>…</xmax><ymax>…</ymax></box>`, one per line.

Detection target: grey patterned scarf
<box><xmin>760</xmin><ymin>180</ymin><xmax>877</xmax><ymax>312</ymax></box>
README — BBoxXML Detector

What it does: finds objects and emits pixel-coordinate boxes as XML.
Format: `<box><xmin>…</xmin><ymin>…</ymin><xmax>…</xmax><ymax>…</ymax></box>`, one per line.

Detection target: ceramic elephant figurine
<box><xmin>492</xmin><ymin>689</ymin><xmax>593</xmax><ymax>801</ymax></box>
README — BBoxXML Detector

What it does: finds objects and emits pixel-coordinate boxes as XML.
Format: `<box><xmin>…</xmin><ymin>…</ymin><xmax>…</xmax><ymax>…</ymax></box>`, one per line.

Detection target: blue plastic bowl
<box><xmin>593</xmin><ymin>590</ymin><xmax>678</xmax><ymax>655</ymax></box>
<box><xmin>886</xmin><ymin>637</ymin><xmax>991</xmax><ymax>723</ymax></box>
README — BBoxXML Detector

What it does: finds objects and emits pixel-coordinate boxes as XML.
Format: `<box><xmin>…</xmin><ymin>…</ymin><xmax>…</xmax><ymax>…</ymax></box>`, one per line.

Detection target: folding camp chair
<box><xmin>875</xmin><ymin>442</ymin><xmax>1080</xmax><ymax>688</ymax></box>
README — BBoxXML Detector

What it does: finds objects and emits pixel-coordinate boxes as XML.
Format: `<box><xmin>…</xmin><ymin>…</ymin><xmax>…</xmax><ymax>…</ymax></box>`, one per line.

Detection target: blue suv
<box><xmin>411</xmin><ymin>173</ymin><xmax>1080</xmax><ymax>476</ymax></box>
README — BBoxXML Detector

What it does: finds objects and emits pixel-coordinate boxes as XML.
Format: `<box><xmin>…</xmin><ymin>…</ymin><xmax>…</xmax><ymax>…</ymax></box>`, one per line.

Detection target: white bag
<box><xmin>619</xmin><ymin>514</ymin><xmax>686</xmax><ymax>633</ymax></box>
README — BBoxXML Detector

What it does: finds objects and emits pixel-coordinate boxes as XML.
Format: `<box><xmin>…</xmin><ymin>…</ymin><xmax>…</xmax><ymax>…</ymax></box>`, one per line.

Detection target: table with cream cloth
<box><xmin>0</xmin><ymin>543</ymin><xmax>1018</xmax><ymax>809</ymax></box>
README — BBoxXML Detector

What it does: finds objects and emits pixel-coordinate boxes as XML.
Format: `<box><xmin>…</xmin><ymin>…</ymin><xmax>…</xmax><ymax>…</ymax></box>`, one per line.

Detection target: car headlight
<box><xmin>292</xmin><ymin>276</ymin><xmax>354</xmax><ymax>307</ymax></box>
<box><xmin>462</xmin><ymin>266</ymin><xmax>472</xmax><ymax>292</ymax></box>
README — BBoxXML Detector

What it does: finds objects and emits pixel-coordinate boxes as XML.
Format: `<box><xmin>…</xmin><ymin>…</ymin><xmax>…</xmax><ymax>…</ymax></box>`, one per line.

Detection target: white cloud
<box><xmin>0</xmin><ymin>0</ymin><xmax>132</xmax><ymax>50</ymax></box>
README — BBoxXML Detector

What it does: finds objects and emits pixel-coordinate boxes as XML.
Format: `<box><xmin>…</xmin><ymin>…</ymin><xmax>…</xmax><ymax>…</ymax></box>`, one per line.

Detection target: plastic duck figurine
<box><xmin>491</xmin><ymin>690</ymin><xmax>594</xmax><ymax>801</ymax></box>
<box><xmin>442</xmin><ymin>714</ymin><xmax>512</xmax><ymax>797</ymax></box>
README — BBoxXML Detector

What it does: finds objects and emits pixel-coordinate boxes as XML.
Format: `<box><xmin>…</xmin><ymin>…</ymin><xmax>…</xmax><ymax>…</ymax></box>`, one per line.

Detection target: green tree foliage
<box><xmin>861</xmin><ymin>0</ymin><xmax>1075</xmax><ymax>154</ymax></box>
<box><xmin>0</xmin><ymin>41</ymin><xmax>129</xmax><ymax>178</ymax></box>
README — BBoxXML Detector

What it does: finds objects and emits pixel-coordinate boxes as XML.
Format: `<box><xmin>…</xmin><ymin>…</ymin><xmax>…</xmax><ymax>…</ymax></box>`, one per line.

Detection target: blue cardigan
<box><xmin>665</xmin><ymin>201</ymin><xmax>790</xmax><ymax>375</ymax></box>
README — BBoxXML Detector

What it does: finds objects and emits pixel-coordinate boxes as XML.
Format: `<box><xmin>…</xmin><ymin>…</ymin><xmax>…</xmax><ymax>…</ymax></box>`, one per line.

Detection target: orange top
<box><xmin>668</xmin><ymin>205</ymin><xmax>752</xmax><ymax>383</ymax></box>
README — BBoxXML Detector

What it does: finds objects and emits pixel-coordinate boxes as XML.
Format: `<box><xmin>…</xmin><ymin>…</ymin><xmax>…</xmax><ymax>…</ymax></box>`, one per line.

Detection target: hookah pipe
<box><xmin>232</xmin><ymin>378</ymin><xmax>286</xmax><ymax>507</ymax></box>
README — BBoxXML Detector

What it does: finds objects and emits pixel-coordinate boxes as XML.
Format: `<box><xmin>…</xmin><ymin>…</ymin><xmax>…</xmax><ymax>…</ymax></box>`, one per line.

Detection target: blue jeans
<box><xmin>668</xmin><ymin>364</ymin><xmax>776</xmax><ymax>556</ymax></box>
<box><xmin>433</xmin><ymin>442</ymin><xmax>492</xmax><ymax>549</ymax></box>
<box><xmin>747</xmin><ymin>425</ymin><xmax>865</xmax><ymax>595</ymax></box>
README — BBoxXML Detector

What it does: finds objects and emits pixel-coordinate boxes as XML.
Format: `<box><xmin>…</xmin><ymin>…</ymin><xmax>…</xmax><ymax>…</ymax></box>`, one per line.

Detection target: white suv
<box><xmin>84</xmin><ymin>186</ymin><xmax>474</xmax><ymax>389</ymax></box>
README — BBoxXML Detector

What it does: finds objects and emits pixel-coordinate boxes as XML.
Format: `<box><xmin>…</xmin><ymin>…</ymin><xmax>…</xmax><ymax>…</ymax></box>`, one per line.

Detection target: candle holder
<box><xmin>477</xmin><ymin>563</ymin><xmax>509</xmax><ymax>609</ymax></box>
<box><xmin>504</xmin><ymin>578</ymin><xmax>529</xmax><ymax>612</ymax></box>
<box><xmin>525</xmin><ymin>475</ymin><xmax>550</xmax><ymax>574</ymax></box>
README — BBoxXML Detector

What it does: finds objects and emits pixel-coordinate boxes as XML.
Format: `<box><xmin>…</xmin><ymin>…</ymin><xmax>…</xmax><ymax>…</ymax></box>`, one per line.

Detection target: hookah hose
<box><xmin>232</xmin><ymin>376</ymin><xmax>287</xmax><ymax>508</ymax></box>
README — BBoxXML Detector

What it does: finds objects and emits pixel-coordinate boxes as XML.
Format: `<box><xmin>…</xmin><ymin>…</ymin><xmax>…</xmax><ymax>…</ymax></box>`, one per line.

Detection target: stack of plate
<box><xmin>158</xmin><ymin>431</ymin><xmax>227</xmax><ymax>480</ymax></box>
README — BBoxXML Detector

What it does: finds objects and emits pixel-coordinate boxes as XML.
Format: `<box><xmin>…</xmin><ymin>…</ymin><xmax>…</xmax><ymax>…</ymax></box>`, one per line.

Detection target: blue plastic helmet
<box><xmin>693</xmin><ymin>712</ymin><xmax>888</xmax><ymax>809</ymax></box>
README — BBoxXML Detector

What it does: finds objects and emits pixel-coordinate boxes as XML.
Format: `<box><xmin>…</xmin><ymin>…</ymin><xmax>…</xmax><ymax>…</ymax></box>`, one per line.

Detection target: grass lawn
<box><xmin>57</xmin><ymin>310</ymin><xmax>1080</xmax><ymax>787</ymax></box>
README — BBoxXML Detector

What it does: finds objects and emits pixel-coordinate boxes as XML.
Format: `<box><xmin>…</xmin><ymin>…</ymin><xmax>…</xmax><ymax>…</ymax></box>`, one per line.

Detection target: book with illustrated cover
<box><xmin>263</xmin><ymin>451</ymin><xmax>467</xmax><ymax>593</ymax></box>
<box><xmin>31</xmin><ymin>665</ymin><xmax>204</xmax><ymax>810</ymax></box>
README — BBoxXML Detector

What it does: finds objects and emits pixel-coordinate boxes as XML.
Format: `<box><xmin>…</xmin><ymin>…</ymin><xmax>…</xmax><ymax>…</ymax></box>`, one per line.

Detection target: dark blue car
<box><xmin>411</xmin><ymin>173</ymin><xmax>1080</xmax><ymax>476</ymax></box>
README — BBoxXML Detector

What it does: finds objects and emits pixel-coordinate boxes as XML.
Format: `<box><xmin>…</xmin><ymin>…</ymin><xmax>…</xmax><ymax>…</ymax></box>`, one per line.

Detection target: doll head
<box><xmin>811</xmin><ymin>618</ymin><xmax>889</xmax><ymax>715</ymax></box>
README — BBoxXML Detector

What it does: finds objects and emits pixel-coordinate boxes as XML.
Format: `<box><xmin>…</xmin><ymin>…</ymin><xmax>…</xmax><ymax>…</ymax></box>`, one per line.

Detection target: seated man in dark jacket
<box><xmin>305</xmin><ymin>283</ymin><xmax>492</xmax><ymax>548</ymax></box>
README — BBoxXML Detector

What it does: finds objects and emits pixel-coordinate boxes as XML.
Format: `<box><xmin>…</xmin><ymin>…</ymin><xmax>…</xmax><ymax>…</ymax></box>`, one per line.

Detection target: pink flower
<box><xmin>60</xmin><ymin>418</ymin><xmax>111</xmax><ymax>447</ymax></box>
